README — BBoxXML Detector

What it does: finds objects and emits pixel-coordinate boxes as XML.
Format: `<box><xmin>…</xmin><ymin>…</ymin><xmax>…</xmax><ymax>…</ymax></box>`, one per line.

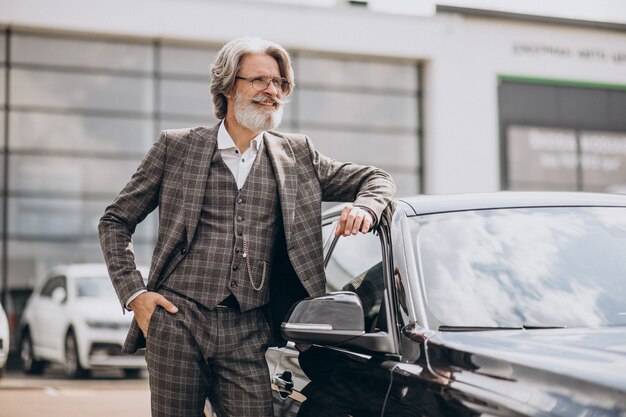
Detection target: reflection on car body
<box><xmin>267</xmin><ymin>192</ymin><xmax>626</xmax><ymax>417</ymax></box>
<box><xmin>19</xmin><ymin>263</ymin><xmax>148</xmax><ymax>378</ymax></box>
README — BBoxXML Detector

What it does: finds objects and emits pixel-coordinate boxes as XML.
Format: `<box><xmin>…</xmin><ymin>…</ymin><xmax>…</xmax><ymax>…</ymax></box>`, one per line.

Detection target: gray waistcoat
<box><xmin>163</xmin><ymin>142</ymin><xmax>280</xmax><ymax>311</ymax></box>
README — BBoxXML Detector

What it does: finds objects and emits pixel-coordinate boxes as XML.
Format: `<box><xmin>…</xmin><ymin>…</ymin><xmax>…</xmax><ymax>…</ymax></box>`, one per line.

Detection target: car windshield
<box><xmin>75</xmin><ymin>276</ymin><xmax>117</xmax><ymax>299</ymax></box>
<box><xmin>413</xmin><ymin>206</ymin><xmax>626</xmax><ymax>329</ymax></box>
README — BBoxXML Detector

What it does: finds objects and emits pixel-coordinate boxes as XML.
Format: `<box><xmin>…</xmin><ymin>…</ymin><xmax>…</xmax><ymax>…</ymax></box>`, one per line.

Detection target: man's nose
<box><xmin>264</xmin><ymin>80</ymin><xmax>279</xmax><ymax>95</ymax></box>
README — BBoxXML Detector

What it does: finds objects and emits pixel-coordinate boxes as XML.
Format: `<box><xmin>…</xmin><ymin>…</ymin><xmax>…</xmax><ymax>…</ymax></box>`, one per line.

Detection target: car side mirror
<box><xmin>51</xmin><ymin>287</ymin><xmax>67</xmax><ymax>304</ymax></box>
<box><xmin>281</xmin><ymin>291</ymin><xmax>396</xmax><ymax>353</ymax></box>
<box><xmin>281</xmin><ymin>292</ymin><xmax>365</xmax><ymax>344</ymax></box>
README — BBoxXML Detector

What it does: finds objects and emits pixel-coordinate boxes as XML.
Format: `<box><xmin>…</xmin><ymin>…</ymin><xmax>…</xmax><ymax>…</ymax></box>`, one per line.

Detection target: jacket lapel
<box><xmin>264</xmin><ymin>132</ymin><xmax>298</xmax><ymax>245</ymax></box>
<box><xmin>183</xmin><ymin>124</ymin><xmax>219</xmax><ymax>245</ymax></box>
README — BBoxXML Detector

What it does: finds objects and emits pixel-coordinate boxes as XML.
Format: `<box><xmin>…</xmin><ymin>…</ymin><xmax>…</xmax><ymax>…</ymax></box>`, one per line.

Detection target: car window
<box><xmin>321</xmin><ymin>221</ymin><xmax>338</xmax><ymax>256</ymax></box>
<box><xmin>325</xmin><ymin>230</ymin><xmax>384</xmax><ymax>332</ymax></box>
<box><xmin>414</xmin><ymin>206</ymin><xmax>626</xmax><ymax>329</ymax></box>
<box><xmin>75</xmin><ymin>276</ymin><xmax>117</xmax><ymax>298</ymax></box>
<box><xmin>39</xmin><ymin>275</ymin><xmax>67</xmax><ymax>298</ymax></box>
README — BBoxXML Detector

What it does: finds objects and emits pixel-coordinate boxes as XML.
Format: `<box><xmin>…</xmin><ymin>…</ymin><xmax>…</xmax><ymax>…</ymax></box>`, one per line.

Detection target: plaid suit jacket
<box><xmin>99</xmin><ymin>122</ymin><xmax>395</xmax><ymax>352</ymax></box>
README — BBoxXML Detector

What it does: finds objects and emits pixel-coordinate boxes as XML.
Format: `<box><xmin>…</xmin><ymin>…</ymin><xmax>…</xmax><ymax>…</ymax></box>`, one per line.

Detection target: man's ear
<box><xmin>225</xmin><ymin>85</ymin><xmax>236</xmax><ymax>100</ymax></box>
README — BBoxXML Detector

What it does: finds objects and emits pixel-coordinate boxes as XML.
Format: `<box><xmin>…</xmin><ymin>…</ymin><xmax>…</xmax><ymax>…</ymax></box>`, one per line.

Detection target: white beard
<box><xmin>233</xmin><ymin>94</ymin><xmax>284</xmax><ymax>132</ymax></box>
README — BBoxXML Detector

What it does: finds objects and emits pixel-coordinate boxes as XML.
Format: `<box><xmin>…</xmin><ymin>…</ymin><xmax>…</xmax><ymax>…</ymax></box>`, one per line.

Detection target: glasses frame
<box><xmin>236</xmin><ymin>76</ymin><xmax>289</xmax><ymax>93</ymax></box>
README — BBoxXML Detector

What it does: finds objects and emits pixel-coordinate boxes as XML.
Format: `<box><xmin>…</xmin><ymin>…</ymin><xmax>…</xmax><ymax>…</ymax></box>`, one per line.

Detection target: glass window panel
<box><xmin>7</xmin><ymin>197</ymin><xmax>156</xmax><ymax>240</ymax></box>
<box><xmin>0</xmin><ymin>110</ymin><xmax>4</xmax><ymax>151</ymax></box>
<box><xmin>609</xmin><ymin>91</ymin><xmax>626</xmax><ymax>131</ymax></box>
<box><xmin>9</xmin><ymin>155</ymin><xmax>144</xmax><ymax>195</ymax></box>
<box><xmin>160</xmin><ymin>45</ymin><xmax>218</xmax><ymax>76</ymax></box>
<box><xmin>298</xmin><ymin>90</ymin><xmax>417</xmax><ymax>130</ymax></box>
<box><xmin>507</xmin><ymin>181</ymin><xmax>578</xmax><ymax>192</ymax></box>
<box><xmin>507</xmin><ymin>125</ymin><xmax>577</xmax><ymax>188</ymax></box>
<box><xmin>11</xmin><ymin>69</ymin><xmax>153</xmax><ymax>113</ymax></box>
<box><xmin>0</xmin><ymin>68</ymin><xmax>5</xmax><ymax>106</ymax></box>
<box><xmin>9</xmin><ymin>111</ymin><xmax>154</xmax><ymax>154</ymax></box>
<box><xmin>581</xmin><ymin>130</ymin><xmax>626</xmax><ymax>192</ymax></box>
<box><xmin>7</xmin><ymin>239</ymin><xmax>154</xmax><ymax>289</ymax></box>
<box><xmin>277</xmin><ymin>120</ymin><xmax>297</xmax><ymax>132</ymax></box>
<box><xmin>281</xmin><ymin>95</ymin><xmax>295</xmax><ymax>124</ymax></box>
<box><xmin>12</xmin><ymin>34</ymin><xmax>153</xmax><ymax>72</ymax></box>
<box><xmin>560</xmin><ymin>88</ymin><xmax>609</xmax><ymax>128</ymax></box>
<box><xmin>305</xmin><ymin>129</ymin><xmax>418</xmax><ymax>168</ymax></box>
<box><xmin>0</xmin><ymin>154</ymin><xmax>4</xmax><ymax>226</ymax></box>
<box><xmin>158</xmin><ymin>118</ymin><xmax>218</xmax><ymax>133</ymax></box>
<box><xmin>0</xmin><ymin>33</ymin><xmax>5</xmax><ymax>64</ymax></box>
<box><xmin>387</xmin><ymin>172</ymin><xmax>419</xmax><ymax>195</ymax></box>
<box><xmin>298</xmin><ymin>55</ymin><xmax>417</xmax><ymax>92</ymax></box>
<box><xmin>159</xmin><ymin>79</ymin><xmax>213</xmax><ymax>117</ymax></box>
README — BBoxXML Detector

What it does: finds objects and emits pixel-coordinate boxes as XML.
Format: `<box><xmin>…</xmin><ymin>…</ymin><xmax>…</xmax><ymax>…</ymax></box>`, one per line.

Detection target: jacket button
<box><xmin>180</xmin><ymin>247</ymin><xmax>187</xmax><ymax>255</ymax></box>
<box><xmin>232</xmin><ymin>265</ymin><xmax>239</xmax><ymax>271</ymax></box>
<box><xmin>230</xmin><ymin>280</ymin><xmax>237</xmax><ymax>287</ymax></box>
<box><xmin>236</xmin><ymin>216</ymin><xmax>243</xmax><ymax>222</ymax></box>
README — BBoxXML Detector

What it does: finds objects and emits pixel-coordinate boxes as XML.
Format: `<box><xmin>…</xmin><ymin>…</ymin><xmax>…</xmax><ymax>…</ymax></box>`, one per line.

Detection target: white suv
<box><xmin>0</xmin><ymin>300</ymin><xmax>9</xmax><ymax>379</ymax></box>
<box><xmin>20</xmin><ymin>264</ymin><xmax>148</xmax><ymax>378</ymax></box>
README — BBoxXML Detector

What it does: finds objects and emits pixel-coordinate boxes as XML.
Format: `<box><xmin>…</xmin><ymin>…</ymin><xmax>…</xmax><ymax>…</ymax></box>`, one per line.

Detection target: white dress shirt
<box><xmin>125</xmin><ymin>121</ymin><xmax>265</xmax><ymax>309</ymax></box>
<box><xmin>217</xmin><ymin>120</ymin><xmax>264</xmax><ymax>190</ymax></box>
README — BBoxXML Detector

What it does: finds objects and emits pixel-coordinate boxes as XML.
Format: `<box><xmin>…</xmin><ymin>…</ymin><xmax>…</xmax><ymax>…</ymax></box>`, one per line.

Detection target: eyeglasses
<box><xmin>236</xmin><ymin>76</ymin><xmax>289</xmax><ymax>93</ymax></box>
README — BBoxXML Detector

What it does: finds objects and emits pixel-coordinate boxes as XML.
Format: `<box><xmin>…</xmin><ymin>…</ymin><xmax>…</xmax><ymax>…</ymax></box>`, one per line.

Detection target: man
<box><xmin>99</xmin><ymin>37</ymin><xmax>395</xmax><ymax>417</ymax></box>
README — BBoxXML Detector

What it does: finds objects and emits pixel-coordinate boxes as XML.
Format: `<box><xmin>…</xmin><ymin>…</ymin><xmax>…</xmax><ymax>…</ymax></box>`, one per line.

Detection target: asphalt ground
<box><xmin>0</xmin><ymin>367</ymin><xmax>151</xmax><ymax>417</ymax></box>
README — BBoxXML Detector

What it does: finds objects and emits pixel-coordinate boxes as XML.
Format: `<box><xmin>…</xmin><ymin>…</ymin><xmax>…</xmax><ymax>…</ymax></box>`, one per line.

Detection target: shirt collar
<box><xmin>217</xmin><ymin>120</ymin><xmax>263</xmax><ymax>152</ymax></box>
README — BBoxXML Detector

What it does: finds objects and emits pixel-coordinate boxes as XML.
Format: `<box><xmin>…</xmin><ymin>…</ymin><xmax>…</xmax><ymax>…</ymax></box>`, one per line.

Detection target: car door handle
<box><xmin>272</xmin><ymin>370</ymin><xmax>294</xmax><ymax>399</ymax></box>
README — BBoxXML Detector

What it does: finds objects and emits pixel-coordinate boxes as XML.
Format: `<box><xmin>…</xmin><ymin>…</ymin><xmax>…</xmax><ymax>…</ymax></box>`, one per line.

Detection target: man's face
<box><xmin>229</xmin><ymin>53</ymin><xmax>284</xmax><ymax>133</ymax></box>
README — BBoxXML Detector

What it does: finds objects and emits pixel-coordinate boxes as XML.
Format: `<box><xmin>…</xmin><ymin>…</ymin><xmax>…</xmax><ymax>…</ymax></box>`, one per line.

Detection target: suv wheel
<box><xmin>64</xmin><ymin>331</ymin><xmax>90</xmax><ymax>379</ymax></box>
<box><xmin>21</xmin><ymin>330</ymin><xmax>45</xmax><ymax>375</ymax></box>
<box><xmin>123</xmin><ymin>368</ymin><xmax>142</xmax><ymax>379</ymax></box>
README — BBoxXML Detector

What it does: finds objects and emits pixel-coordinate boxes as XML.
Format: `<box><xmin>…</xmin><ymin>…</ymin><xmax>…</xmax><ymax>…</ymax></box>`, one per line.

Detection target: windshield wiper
<box><xmin>521</xmin><ymin>324</ymin><xmax>566</xmax><ymax>329</ymax></box>
<box><xmin>439</xmin><ymin>326</ymin><xmax>523</xmax><ymax>332</ymax></box>
<box><xmin>439</xmin><ymin>324</ymin><xmax>566</xmax><ymax>332</ymax></box>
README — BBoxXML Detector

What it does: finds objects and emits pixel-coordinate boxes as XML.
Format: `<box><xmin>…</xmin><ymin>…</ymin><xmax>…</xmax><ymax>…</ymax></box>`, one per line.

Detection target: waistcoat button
<box><xmin>230</xmin><ymin>280</ymin><xmax>237</xmax><ymax>287</ymax></box>
<box><xmin>237</xmin><ymin>198</ymin><xmax>244</xmax><ymax>204</ymax></box>
<box><xmin>236</xmin><ymin>216</ymin><xmax>243</xmax><ymax>222</ymax></box>
<box><xmin>232</xmin><ymin>265</ymin><xmax>239</xmax><ymax>271</ymax></box>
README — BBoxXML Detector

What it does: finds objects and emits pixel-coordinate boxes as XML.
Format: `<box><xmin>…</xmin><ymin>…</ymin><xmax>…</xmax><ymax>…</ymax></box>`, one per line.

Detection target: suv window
<box><xmin>40</xmin><ymin>275</ymin><xmax>67</xmax><ymax>298</ymax></box>
<box><xmin>324</xmin><ymin>227</ymin><xmax>384</xmax><ymax>333</ymax></box>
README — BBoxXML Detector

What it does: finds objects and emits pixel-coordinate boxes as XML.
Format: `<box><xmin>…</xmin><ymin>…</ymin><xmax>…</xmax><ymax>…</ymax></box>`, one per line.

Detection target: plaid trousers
<box><xmin>145</xmin><ymin>289</ymin><xmax>273</xmax><ymax>417</ymax></box>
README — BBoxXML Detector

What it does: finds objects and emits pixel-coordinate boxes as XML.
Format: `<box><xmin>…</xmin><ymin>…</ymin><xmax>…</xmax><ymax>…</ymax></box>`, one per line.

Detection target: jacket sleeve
<box><xmin>305</xmin><ymin>136</ymin><xmax>395</xmax><ymax>224</ymax></box>
<box><xmin>98</xmin><ymin>131</ymin><xmax>167</xmax><ymax>308</ymax></box>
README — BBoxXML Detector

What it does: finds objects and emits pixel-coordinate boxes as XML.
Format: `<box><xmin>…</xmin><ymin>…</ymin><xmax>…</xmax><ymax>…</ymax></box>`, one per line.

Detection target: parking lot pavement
<box><xmin>0</xmin><ymin>368</ymin><xmax>151</xmax><ymax>417</ymax></box>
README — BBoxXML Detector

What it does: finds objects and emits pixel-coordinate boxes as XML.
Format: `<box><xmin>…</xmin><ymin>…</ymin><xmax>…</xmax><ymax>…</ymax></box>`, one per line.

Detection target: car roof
<box><xmin>46</xmin><ymin>263</ymin><xmax>108</xmax><ymax>277</ymax></box>
<box><xmin>396</xmin><ymin>192</ymin><xmax>626</xmax><ymax>216</ymax></box>
<box><xmin>45</xmin><ymin>263</ymin><xmax>148</xmax><ymax>279</ymax></box>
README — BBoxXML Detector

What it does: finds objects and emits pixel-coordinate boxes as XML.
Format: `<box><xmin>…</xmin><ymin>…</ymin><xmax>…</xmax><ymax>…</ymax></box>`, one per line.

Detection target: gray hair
<box><xmin>210</xmin><ymin>37</ymin><xmax>295</xmax><ymax>120</ymax></box>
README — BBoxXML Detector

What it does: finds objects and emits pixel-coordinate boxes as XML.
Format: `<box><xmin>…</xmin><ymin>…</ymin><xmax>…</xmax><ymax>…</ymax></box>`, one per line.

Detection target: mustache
<box><xmin>251</xmin><ymin>95</ymin><xmax>290</xmax><ymax>106</ymax></box>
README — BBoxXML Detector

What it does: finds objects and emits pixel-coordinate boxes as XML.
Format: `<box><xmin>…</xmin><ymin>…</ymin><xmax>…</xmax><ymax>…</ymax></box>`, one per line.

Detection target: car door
<box><xmin>270</xmin><ymin>212</ymin><xmax>396</xmax><ymax>416</ymax></box>
<box><xmin>268</xmin><ymin>218</ymin><xmax>339</xmax><ymax>416</ymax></box>
<box><xmin>32</xmin><ymin>275</ymin><xmax>67</xmax><ymax>358</ymax></box>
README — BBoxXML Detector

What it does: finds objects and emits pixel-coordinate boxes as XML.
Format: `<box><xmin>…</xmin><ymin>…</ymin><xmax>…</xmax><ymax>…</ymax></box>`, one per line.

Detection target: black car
<box><xmin>267</xmin><ymin>192</ymin><xmax>626</xmax><ymax>417</ymax></box>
